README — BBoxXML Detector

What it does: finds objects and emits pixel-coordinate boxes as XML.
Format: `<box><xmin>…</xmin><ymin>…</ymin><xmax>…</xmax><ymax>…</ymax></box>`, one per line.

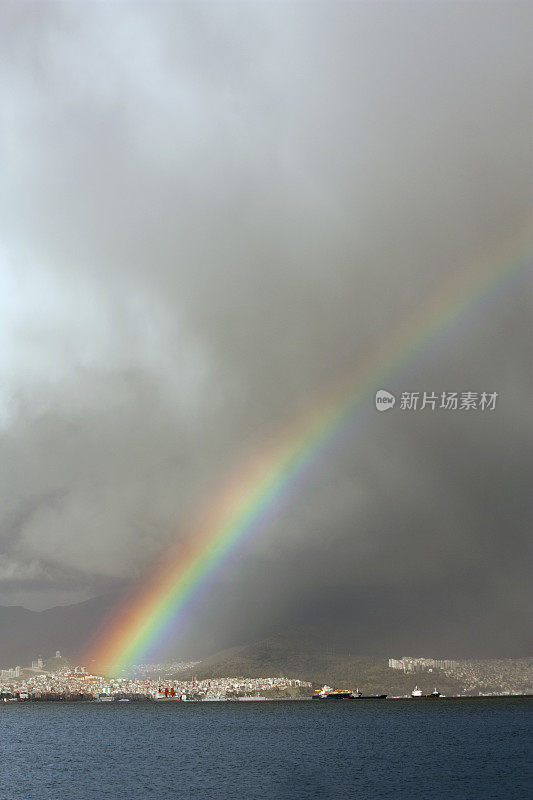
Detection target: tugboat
<box><xmin>312</xmin><ymin>685</ymin><xmax>387</xmax><ymax>700</ymax></box>
<box><xmin>151</xmin><ymin>687</ymin><xmax>184</xmax><ymax>701</ymax></box>
<box><xmin>411</xmin><ymin>686</ymin><xmax>441</xmax><ymax>698</ymax></box>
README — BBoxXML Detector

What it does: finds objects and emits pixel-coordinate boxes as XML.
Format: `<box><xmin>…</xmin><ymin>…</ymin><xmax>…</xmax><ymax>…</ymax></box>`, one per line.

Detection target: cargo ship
<box><xmin>312</xmin><ymin>686</ymin><xmax>387</xmax><ymax>700</ymax></box>
<box><xmin>411</xmin><ymin>686</ymin><xmax>441</xmax><ymax>698</ymax></box>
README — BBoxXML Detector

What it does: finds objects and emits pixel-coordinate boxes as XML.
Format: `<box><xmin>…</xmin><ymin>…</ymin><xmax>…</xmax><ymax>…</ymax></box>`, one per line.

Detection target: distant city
<box><xmin>0</xmin><ymin>650</ymin><xmax>311</xmax><ymax>701</ymax></box>
<box><xmin>388</xmin><ymin>657</ymin><xmax>459</xmax><ymax>671</ymax></box>
<box><xmin>387</xmin><ymin>656</ymin><xmax>533</xmax><ymax>695</ymax></box>
<box><xmin>1</xmin><ymin>650</ymin><xmax>531</xmax><ymax>701</ymax></box>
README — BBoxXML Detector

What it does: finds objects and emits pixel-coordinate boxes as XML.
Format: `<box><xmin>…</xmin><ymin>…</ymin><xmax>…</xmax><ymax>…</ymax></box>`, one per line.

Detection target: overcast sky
<box><xmin>0</xmin><ymin>2</ymin><xmax>531</xmax><ymax>657</ymax></box>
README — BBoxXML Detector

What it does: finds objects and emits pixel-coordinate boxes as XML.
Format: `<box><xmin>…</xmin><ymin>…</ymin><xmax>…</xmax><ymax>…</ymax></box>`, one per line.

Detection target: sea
<box><xmin>1</xmin><ymin>697</ymin><xmax>531</xmax><ymax>800</ymax></box>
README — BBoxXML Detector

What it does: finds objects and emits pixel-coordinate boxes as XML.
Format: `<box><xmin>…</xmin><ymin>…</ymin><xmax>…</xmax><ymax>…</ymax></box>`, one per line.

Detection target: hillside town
<box><xmin>0</xmin><ymin>653</ymin><xmax>311</xmax><ymax>701</ymax></box>
<box><xmin>388</xmin><ymin>656</ymin><xmax>533</xmax><ymax>695</ymax></box>
<box><xmin>1</xmin><ymin>651</ymin><xmax>531</xmax><ymax>701</ymax></box>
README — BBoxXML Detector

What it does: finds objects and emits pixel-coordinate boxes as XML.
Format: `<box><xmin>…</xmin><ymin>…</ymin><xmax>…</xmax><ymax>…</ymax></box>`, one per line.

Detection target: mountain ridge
<box><xmin>176</xmin><ymin>634</ymin><xmax>533</xmax><ymax>696</ymax></box>
<box><xmin>2</xmin><ymin>595</ymin><xmax>532</xmax><ymax>679</ymax></box>
<box><xmin>0</xmin><ymin>594</ymin><xmax>120</xmax><ymax>668</ymax></box>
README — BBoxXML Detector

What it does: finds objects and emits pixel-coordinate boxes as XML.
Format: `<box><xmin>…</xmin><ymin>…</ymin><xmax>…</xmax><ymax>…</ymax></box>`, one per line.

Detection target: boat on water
<box><xmin>151</xmin><ymin>688</ymin><xmax>187</xmax><ymax>701</ymax></box>
<box><xmin>312</xmin><ymin>686</ymin><xmax>387</xmax><ymax>700</ymax></box>
<box><xmin>411</xmin><ymin>686</ymin><xmax>441</xmax><ymax>698</ymax></box>
<box><xmin>97</xmin><ymin>694</ymin><xmax>115</xmax><ymax>702</ymax></box>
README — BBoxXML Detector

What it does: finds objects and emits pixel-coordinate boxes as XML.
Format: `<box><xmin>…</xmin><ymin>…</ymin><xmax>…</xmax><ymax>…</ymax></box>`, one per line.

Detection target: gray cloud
<box><xmin>0</xmin><ymin>2</ymin><xmax>530</xmax><ymax>655</ymax></box>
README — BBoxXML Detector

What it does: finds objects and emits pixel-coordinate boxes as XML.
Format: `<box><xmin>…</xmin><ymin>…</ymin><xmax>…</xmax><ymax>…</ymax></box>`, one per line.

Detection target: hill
<box><xmin>0</xmin><ymin>594</ymin><xmax>119</xmax><ymax>668</ymax></box>
<box><xmin>2</xmin><ymin>597</ymin><xmax>531</xmax><ymax>695</ymax></box>
<box><xmin>177</xmin><ymin>633</ymin><xmax>467</xmax><ymax>696</ymax></box>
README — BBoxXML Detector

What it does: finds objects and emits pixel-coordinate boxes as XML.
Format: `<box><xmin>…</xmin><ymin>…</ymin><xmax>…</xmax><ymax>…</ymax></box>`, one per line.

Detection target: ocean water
<box><xmin>0</xmin><ymin>697</ymin><xmax>530</xmax><ymax>800</ymax></box>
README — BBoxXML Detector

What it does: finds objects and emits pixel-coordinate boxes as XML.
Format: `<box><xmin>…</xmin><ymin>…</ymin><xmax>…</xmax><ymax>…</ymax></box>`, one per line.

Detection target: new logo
<box><xmin>375</xmin><ymin>389</ymin><xmax>396</xmax><ymax>411</ymax></box>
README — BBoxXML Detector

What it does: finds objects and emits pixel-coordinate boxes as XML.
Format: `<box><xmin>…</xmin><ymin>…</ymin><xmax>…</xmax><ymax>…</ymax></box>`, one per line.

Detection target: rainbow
<box><xmin>86</xmin><ymin>222</ymin><xmax>531</xmax><ymax>675</ymax></box>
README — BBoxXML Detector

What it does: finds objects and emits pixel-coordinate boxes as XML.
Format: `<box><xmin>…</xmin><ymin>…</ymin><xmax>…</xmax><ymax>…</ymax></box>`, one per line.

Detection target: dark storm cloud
<box><xmin>0</xmin><ymin>2</ymin><xmax>530</xmax><ymax>654</ymax></box>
